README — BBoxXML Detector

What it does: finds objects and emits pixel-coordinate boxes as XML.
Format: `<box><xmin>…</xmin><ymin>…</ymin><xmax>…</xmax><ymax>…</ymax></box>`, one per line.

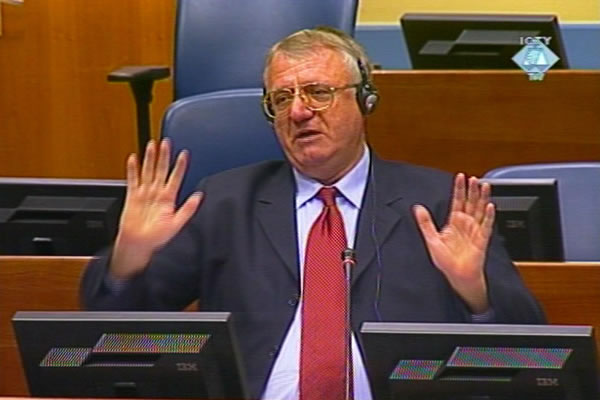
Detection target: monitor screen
<box><xmin>0</xmin><ymin>178</ymin><xmax>126</xmax><ymax>255</ymax></box>
<box><xmin>400</xmin><ymin>13</ymin><xmax>569</xmax><ymax>69</ymax></box>
<box><xmin>360</xmin><ymin>322</ymin><xmax>599</xmax><ymax>400</ymax></box>
<box><xmin>481</xmin><ymin>178</ymin><xmax>564</xmax><ymax>261</ymax></box>
<box><xmin>12</xmin><ymin>311</ymin><xmax>249</xmax><ymax>399</ymax></box>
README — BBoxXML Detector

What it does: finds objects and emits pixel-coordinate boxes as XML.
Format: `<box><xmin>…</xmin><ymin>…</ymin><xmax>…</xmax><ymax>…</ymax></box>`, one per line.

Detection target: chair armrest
<box><xmin>107</xmin><ymin>65</ymin><xmax>170</xmax><ymax>83</ymax></box>
<box><xmin>106</xmin><ymin>66</ymin><xmax>170</xmax><ymax>156</ymax></box>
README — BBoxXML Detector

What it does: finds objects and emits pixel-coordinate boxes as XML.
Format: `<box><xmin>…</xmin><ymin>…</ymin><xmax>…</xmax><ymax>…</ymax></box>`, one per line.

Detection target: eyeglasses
<box><xmin>263</xmin><ymin>82</ymin><xmax>359</xmax><ymax>118</ymax></box>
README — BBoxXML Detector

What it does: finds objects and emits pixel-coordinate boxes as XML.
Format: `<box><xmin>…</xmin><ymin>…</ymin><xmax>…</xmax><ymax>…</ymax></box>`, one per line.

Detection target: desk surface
<box><xmin>1</xmin><ymin>256</ymin><xmax>599</xmax><ymax>396</ymax></box>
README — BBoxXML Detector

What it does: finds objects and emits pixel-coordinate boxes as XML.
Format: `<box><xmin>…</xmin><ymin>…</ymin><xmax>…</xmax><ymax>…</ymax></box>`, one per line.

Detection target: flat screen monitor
<box><xmin>12</xmin><ymin>311</ymin><xmax>249</xmax><ymax>399</ymax></box>
<box><xmin>400</xmin><ymin>13</ymin><xmax>569</xmax><ymax>69</ymax></box>
<box><xmin>481</xmin><ymin>178</ymin><xmax>564</xmax><ymax>261</ymax></box>
<box><xmin>360</xmin><ymin>322</ymin><xmax>599</xmax><ymax>400</ymax></box>
<box><xmin>0</xmin><ymin>178</ymin><xmax>126</xmax><ymax>255</ymax></box>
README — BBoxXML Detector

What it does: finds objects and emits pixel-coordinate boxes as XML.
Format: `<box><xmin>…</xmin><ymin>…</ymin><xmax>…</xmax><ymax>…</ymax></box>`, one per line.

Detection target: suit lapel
<box><xmin>353</xmin><ymin>156</ymin><xmax>404</xmax><ymax>285</ymax></box>
<box><xmin>256</xmin><ymin>164</ymin><xmax>300</xmax><ymax>283</ymax></box>
<box><xmin>254</xmin><ymin>156</ymin><xmax>409</xmax><ymax>286</ymax></box>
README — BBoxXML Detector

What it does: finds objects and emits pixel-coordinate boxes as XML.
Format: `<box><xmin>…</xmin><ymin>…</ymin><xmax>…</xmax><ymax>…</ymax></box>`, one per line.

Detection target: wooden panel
<box><xmin>0</xmin><ymin>0</ymin><xmax>174</xmax><ymax>179</ymax></box>
<box><xmin>0</xmin><ymin>256</ymin><xmax>89</xmax><ymax>396</ymax></box>
<box><xmin>517</xmin><ymin>262</ymin><xmax>600</xmax><ymax>356</ymax></box>
<box><xmin>1</xmin><ymin>256</ymin><xmax>599</xmax><ymax>395</ymax></box>
<box><xmin>518</xmin><ymin>262</ymin><xmax>600</xmax><ymax>323</ymax></box>
<box><xmin>2</xmin><ymin>10</ymin><xmax>600</xmax><ymax>183</ymax></box>
<box><xmin>368</xmin><ymin>70</ymin><xmax>600</xmax><ymax>177</ymax></box>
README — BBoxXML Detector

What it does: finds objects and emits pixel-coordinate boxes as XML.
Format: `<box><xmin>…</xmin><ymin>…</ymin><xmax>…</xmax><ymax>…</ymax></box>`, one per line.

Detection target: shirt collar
<box><xmin>294</xmin><ymin>145</ymin><xmax>370</xmax><ymax>209</ymax></box>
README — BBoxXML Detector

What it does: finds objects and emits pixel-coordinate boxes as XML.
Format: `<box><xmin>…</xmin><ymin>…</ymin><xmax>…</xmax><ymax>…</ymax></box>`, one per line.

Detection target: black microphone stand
<box><xmin>342</xmin><ymin>248</ymin><xmax>356</xmax><ymax>400</ymax></box>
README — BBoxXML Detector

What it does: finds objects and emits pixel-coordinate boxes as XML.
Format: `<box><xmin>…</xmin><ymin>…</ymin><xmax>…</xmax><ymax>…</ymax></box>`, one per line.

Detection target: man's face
<box><xmin>265</xmin><ymin>48</ymin><xmax>366</xmax><ymax>184</ymax></box>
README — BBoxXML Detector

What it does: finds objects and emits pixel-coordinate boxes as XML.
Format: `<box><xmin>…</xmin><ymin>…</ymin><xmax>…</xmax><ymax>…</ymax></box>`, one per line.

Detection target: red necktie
<box><xmin>300</xmin><ymin>187</ymin><xmax>351</xmax><ymax>400</ymax></box>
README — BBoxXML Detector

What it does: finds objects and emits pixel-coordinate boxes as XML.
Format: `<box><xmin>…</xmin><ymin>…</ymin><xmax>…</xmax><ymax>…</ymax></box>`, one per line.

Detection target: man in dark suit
<box><xmin>81</xmin><ymin>27</ymin><xmax>545</xmax><ymax>400</ymax></box>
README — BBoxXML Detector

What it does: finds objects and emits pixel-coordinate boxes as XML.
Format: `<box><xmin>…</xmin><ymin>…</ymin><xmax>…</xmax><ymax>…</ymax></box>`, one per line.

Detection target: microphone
<box><xmin>342</xmin><ymin>248</ymin><xmax>356</xmax><ymax>278</ymax></box>
<box><xmin>341</xmin><ymin>248</ymin><xmax>356</xmax><ymax>400</ymax></box>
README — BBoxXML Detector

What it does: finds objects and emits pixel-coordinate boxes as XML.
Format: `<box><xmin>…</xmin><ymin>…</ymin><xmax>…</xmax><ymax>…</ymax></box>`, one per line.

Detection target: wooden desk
<box><xmin>1</xmin><ymin>256</ymin><xmax>599</xmax><ymax>396</ymax></box>
<box><xmin>2</xmin><ymin>70</ymin><xmax>598</xmax><ymax>181</ymax></box>
<box><xmin>368</xmin><ymin>70</ymin><xmax>600</xmax><ymax>176</ymax></box>
<box><xmin>0</xmin><ymin>257</ymin><xmax>87</xmax><ymax>396</ymax></box>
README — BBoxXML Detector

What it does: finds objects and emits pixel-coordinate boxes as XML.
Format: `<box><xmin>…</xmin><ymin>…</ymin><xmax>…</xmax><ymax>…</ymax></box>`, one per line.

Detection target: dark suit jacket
<box><xmin>81</xmin><ymin>155</ymin><xmax>546</xmax><ymax>399</ymax></box>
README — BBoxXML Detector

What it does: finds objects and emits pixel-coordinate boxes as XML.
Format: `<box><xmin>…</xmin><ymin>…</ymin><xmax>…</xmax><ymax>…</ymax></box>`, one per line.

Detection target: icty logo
<box><xmin>512</xmin><ymin>36</ymin><xmax>560</xmax><ymax>81</ymax></box>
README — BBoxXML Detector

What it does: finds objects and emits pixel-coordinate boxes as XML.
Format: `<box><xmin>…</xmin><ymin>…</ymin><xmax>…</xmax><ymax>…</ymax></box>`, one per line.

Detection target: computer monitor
<box><xmin>12</xmin><ymin>311</ymin><xmax>249</xmax><ymax>399</ymax></box>
<box><xmin>400</xmin><ymin>13</ymin><xmax>569</xmax><ymax>69</ymax></box>
<box><xmin>360</xmin><ymin>322</ymin><xmax>599</xmax><ymax>400</ymax></box>
<box><xmin>481</xmin><ymin>178</ymin><xmax>564</xmax><ymax>261</ymax></box>
<box><xmin>0</xmin><ymin>178</ymin><xmax>126</xmax><ymax>255</ymax></box>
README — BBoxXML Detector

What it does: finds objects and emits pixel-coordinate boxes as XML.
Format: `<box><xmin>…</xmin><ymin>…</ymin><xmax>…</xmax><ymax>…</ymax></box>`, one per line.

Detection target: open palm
<box><xmin>111</xmin><ymin>140</ymin><xmax>202</xmax><ymax>278</ymax></box>
<box><xmin>414</xmin><ymin>174</ymin><xmax>495</xmax><ymax>313</ymax></box>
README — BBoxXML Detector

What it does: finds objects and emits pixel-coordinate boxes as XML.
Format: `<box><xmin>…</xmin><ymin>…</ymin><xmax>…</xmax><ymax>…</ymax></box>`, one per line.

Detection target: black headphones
<box><xmin>355</xmin><ymin>58</ymin><xmax>379</xmax><ymax>116</ymax></box>
<box><xmin>262</xmin><ymin>57</ymin><xmax>379</xmax><ymax>123</ymax></box>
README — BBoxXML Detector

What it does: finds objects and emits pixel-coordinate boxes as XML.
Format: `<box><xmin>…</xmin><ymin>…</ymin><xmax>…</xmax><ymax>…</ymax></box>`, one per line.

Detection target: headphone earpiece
<box><xmin>356</xmin><ymin>59</ymin><xmax>379</xmax><ymax>115</ymax></box>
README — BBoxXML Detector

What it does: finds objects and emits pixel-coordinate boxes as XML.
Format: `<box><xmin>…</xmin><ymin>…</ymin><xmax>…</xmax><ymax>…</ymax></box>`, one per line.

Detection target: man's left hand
<box><xmin>413</xmin><ymin>173</ymin><xmax>495</xmax><ymax>314</ymax></box>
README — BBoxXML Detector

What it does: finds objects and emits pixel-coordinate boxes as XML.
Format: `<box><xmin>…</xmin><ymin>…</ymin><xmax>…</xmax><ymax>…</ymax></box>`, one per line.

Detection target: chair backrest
<box><xmin>161</xmin><ymin>88</ymin><xmax>284</xmax><ymax>203</ymax></box>
<box><xmin>174</xmin><ymin>0</ymin><xmax>358</xmax><ymax>99</ymax></box>
<box><xmin>484</xmin><ymin>162</ymin><xmax>600</xmax><ymax>261</ymax></box>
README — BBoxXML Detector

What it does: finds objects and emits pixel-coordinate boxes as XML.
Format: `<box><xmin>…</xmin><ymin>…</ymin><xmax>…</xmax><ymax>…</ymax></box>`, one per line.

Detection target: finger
<box><xmin>474</xmin><ymin>181</ymin><xmax>491</xmax><ymax>224</ymax></box>
<box><xmin>173</xmin><ymin>192</ymin><xmax>204</xmax><ymax>230</ymax></box>
<box><xmin>126</xmin><ymin>153</ymin><xmax>139</xmax><ymax>189</ymax></box>
<box><xmin>141</xmin><ymin>140</ymin><xmax>157</xmax><ymax>185</ymax></box>
<box><xmin>480</xmin><ymin>202</ymin><xmax>495</xmax><ymax>244</ymax></box>
<box><xmin>154</xmin><ymin>139</ymin><xmax>171</xmax><ymax>185</ymax></box>
<box><xmin>465</xmin><ymin>176</ymin><xmax>480</xmax><ymax>215</ymax></box>
<box><xmin>450</xmin><ymin>173</ymin><xmax>466</xmax><ymax>214</ymax></box>
<box><xmin>413</xmin><ymin>204</ymin><xmax>441</xmax><ymax>244</ymax></box>
<box><xmin>165</xmin><ymin>150</ymin><xmax>189</xmax><ymax>199</ymax></box>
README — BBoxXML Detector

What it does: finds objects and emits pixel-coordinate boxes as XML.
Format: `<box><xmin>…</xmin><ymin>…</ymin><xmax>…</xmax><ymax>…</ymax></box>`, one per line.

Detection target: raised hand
<box><xmin>413</xmin><ymin>173</ymin><xmax>495</xmax><ymax>313</ymax></box>
<box><xmin>110</xmin><ymin>139</ymin><xmax>203</xmax><ymax>279</ymax></box>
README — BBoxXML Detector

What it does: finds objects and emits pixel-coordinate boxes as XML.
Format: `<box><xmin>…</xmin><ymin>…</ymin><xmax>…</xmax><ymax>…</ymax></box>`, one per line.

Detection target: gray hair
<box><xmin>263</xmin><ymin>27</ymin><xmax>372</xmax><ymax>88</ymax></box>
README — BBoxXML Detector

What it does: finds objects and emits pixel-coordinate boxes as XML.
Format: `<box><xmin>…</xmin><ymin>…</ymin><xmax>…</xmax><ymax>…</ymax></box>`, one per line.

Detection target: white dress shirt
<box><xmin>262</xmin><ymin>146</ymin><xmax>373</xmax><ymax>400</ymax></box>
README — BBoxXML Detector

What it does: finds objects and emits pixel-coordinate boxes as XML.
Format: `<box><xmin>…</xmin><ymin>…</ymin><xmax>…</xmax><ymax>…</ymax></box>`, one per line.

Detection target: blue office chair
<box><xmin>161</xmin><ymin>88</ymin><xmax>284</xmax><ymax>203</ymax></box>
<box><xmin>484</xmin><ymin>162</ymin><xmax>600</xmax><ymax>261</ymax></box>
<box><xmin>109</xmin><ymin>0</ymin><xmax>358</xmax><ymax>155</ymax></box>
<box><xmin>173</xmin><ymin>0</ymin><xmax>358</xmax><ymax>98</ymax></box>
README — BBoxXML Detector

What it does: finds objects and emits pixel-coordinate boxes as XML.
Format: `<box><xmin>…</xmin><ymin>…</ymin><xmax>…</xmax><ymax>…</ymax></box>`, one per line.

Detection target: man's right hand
<box><xmin>109</xmin><ymin>139</ymin><xmax>203</xmax><ymax>279</ymax></box>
